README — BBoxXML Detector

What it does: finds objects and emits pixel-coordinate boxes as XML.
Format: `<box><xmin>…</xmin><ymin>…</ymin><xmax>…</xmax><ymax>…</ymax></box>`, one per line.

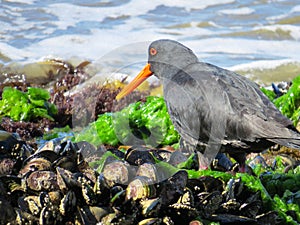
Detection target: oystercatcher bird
<box><xmin>116</xmin><ymin>39</ymin><xmax>300</xmax><ymax>170</ymax></box>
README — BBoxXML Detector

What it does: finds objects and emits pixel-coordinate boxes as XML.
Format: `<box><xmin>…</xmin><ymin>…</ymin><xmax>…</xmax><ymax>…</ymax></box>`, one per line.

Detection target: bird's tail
<box><xmin>268</xmin><ymin>137</ymin><xmax>300</xmax><ymax>150</ymax></box>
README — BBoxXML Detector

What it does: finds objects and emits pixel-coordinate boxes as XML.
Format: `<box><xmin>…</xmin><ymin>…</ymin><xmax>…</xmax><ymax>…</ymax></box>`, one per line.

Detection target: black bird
<box><xmin>116</xmin><ymin>39</ymin><xmax>300</xmax><ymax>170</ymax></box>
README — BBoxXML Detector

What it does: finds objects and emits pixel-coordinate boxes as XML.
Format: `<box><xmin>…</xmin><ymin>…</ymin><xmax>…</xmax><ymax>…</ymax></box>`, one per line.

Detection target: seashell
<box><xmin>126</xmin><ymin>176</ymin><xmax>156</xmax><ymax>201</ymax></box>
<box><xmin>19</xmin><ymin>157</ymin><xmax>52</xmax><ymax>177</ymax></box>
<box><xmin>140</xmin><ymin>197</ymin><xmax>161</xmax><ymax>217</ymax></box>
<box><xmin>18</xmin><ymin>195</ymin><xmax>41</xmax><ymax>216</ymax></box>
<box><xmin>209</xmin><ymin>213</ymin><xmax>256</xmax><ymax>223</ymax></box>
<box><xmin>138</xmin><ymin>218</ymin><xmax>161</xmax><ymax>225</ymax></box>
<box><xmin>52</xmin><ymin>156</ymin><xmax>77</xmax><ymax>172</ymax></box>
<box><xmin>125</xmin><ymin>146</ymin><xmax>156</xmax><ymax>166</ymax></box>
<box><xmin>136</xmin><ymin>163</ymin><xmax>160</xmax><ymax>183</ymax></box>
<box><xmin>59</xmin><ymin>190</ymin><xmax>76</xmax><ymax>216</ymax></box>
<box><xmin>197</xmin><ymin>191</ymin><xmax>222</xmax><ymax>217</ymax></box>
<box><xmin>56</xmin><ymin>167</ymin><xmax>81</xmax><ymax>193</ymax></box>
<box><xmin>0</xmin><ymin>131</ymin><xmax>23</xmax><ymax>155</ymax></box>
<box><xmin>26</xmin><ymin>170</ymin><xmax>59</xmax><ymax>192</ymax></box>
<box><xmin>159</xmin><ymin>170</ymin><xmax>188</xmax><ymax>205</ymax></box>
<box><xmin>77</xmin><ymin>205</ymin><xmax>110</xmax><ymax>224</ymax></box>
<box><xmin>0</xmin><ymin>158</ymin><xmax>16</xmax><ymax>175</ymax></box>
<box><xmin>102</xmin><ymin>160</ymin><xmax>133</xmax><ymax>187</ymax></box>
<box><xmin>239</xmin><ymin>200</ymin><xmax>262</xmax><ymax>218</ymax></box>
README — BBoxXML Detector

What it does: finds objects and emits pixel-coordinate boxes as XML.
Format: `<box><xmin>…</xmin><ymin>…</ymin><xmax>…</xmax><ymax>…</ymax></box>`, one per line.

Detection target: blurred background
<box><xmin>1</xmin><ymin>0</ymin><xmax>300</xmax><ymax>84</ymax></box>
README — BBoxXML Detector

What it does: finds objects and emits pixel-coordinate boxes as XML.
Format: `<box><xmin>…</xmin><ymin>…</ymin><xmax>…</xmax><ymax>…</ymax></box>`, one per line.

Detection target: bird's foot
<box><xmin>231</xmin><ymin>163</ymin><xmax>254</xmax><ymax>174</ymax></box>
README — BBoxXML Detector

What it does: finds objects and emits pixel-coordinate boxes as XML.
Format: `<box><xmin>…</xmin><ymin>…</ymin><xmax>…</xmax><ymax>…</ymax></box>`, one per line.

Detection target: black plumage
<box><xmin>117</xmin><ymin>39</ymin><xmax>300</xmax><ymax>168</ymax></box>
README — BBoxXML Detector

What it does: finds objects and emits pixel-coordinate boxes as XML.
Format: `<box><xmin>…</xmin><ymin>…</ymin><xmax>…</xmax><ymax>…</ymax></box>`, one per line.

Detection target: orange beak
<box><xmin>116</xmin><ymin>63</ymin><xmax>153</xmax><ymax>100</ymax></box>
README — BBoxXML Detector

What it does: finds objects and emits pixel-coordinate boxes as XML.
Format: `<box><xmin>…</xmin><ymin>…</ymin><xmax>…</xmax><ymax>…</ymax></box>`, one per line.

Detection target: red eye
<box><xmin>150</xmin><ymin>47</ymin><xmax>157</xmax><ymax>56</ymax></box>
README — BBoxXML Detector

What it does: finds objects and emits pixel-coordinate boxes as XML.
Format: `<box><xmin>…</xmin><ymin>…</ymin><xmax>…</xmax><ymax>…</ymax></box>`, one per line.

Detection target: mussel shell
<box><xmin>36</xmin><ymin>138</ymin><xmax>64</xmax><ymax>152</ymax></box>
<box><xmin>209</xmin><ymin>213</ymin><xmax>256</xmax><ymax>224</ymax></box>
<box><xmin>39</xmin><ymin>205</ymin><xmax>62</xmax><ymax>225</ymax></box>
<box><xmin>37</xmin><ymin>139</ymin><xmax>79</xmax><ymax>157</ymax></box>
<box><xmin>177</xmin><ymin>188</ymin><xmax>194</xmax><ymax>206</ymax></box>
<box><xmin>159</xmin><ymin>170</ymin><xmax>188</xmax><ymax>205</ymax></box>
<box><xmin>194</xmin><ymin>176</ymin><xmax>224</xmax><ymax>193</ymax></box>
<box><xmin>56</xmin><ymin>167</ymin><xmax>81</xmax><ymax>193</ymax></box>
<box><xmin>0</xmin><ymin>175</ymin><xmax>22</xmax><ymax>192</ymax></box>
<box><xmin>59</xmin><ymin>190</ymin><xmax>76</xmax><ymax>216</ymax></box>
<box><xmin>224</xmin><ymin>178</ymin><xmax>244</xmax><ymax>201</ymax></box>
<box><xmin>22</xmin><ymin>150</ymin><xmax>58</xmax><ymax>165</ymax></box>
<box><xmin>81</xmin><ymin>178</ymin><xmax>98</xmax><ymax>205</ymax></box>
<box><xmin>57</xmin><ymin>140</ymin><xmax>79</xmax><ymax>157</ymax></box>
<box><xmin>94</xmin><ymin>173</ymin><xmax>110</xmax><ymax>195</ymax></box>
<box><xmin>136</xmin><ymin>163</ymin><xmax>160</xmax><ymax>183</ymax></box>
<box><xmin>126</xmin><ymin>176</ymin><xmax>156</xmax><ymax>201</ymax></box>
<box><xmin>77</xmin><ymin>205</ymin><xmax>110</xmax><ymax>224</ymax></box>
<box><xmin>0</xmin><ymin>158</ymin><xmax>16</xmax><ymax>175</ymax></box>
<box><xmin>240</xmin><ymin>200</ymin><xmax>262</xmax><ymax>218</ymax></box>
<box><xmin>19</xmin><ymin>157</ymin><xmax>52</xmax><ymax>177</ymax></box>
<box><xmin>256</xmin><ymin>211</ymin><xmax>280</xmax><ymax>224</ymax></box>
<box><xmin>0</xmin><ymin>198</ymin><xmax>16</xmax><ymax>224</ymax></box>
<box><xmin>138</xmin><ymin>218</ymin><xmax>161</xmax><ymax>225</ymax></box>
<box><xmin>110</xmin><ymin>185</ymin><xmax>126</xmax><ymax>207</ymax></box>
<box><xmin>140</xmin><ymin>198</ymin><xmax>161</xmax><ymax>217</ymax></box>
<box><xmin>15</xmin><ymin>208</ymin><xmax>39</xmax><ymax>224</ymax></box>
<box><xmin>125</xmin><ymin>147</ymin><xmax>155</xmax><ymax>166</ymax></box>
<box><xmin>52</xmin><ymin>156</ymin><xmax>77</xmax><ymax>172</ymax></box>
<box><xmin>102</xmin><ymin>160</ymin><xmax>133</xmax><ymax>187</ymax></box>
<box><xmin>108</xmin><ymin>148</ymin><xmax>125</xmax><ymax>159</ymax></box>
<box><xmin>197</xmin><ymin>191</ymin><xmax>222</xmax><ymax>217</ymax></box>
<box><xmin>212</xmin><ymin>153</ymin><xmax>233</xmax><ymax>171</ymax></box>
<box><xmin>48</xmin><ymin>191</ymin><xmax>62</xmax><ymax>206</ymax></box>
<box><xmin>219</xmin><ymin>199</ymin><xmax>240</xmax><ymax>212</ymax></box>
<box><xmin>79</xmin><ymin>166</ymin><xmax>98</xmax><ymax>184</ymax></box>
<box><xmin>18</xmin><ymin>195</ymin><xmax>41</xmax><ymax>216</ymax></box>
<box><xmin>26</xmin><ymin>171</ymin><xmax>59</xmax><ymax>192</ymax></box>
<box><xmin>0</xmin><ymin>131</ymin><xmax>23</xmax><ymax>154</ymax></box>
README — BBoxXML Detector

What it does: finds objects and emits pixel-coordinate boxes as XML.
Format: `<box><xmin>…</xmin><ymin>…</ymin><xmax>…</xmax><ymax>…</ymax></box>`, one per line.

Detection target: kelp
<box><xmin>0</xmin><ymin>87</ymin><xmax>57</xmax><ymax>121</ymax></box>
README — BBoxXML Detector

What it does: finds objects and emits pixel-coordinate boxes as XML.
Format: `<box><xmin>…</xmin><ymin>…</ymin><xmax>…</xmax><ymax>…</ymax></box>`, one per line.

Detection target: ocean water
<box><xmin>1</xmin><ymin>0</ymin><xmax>300</xmax><ymax>84</ymax></box>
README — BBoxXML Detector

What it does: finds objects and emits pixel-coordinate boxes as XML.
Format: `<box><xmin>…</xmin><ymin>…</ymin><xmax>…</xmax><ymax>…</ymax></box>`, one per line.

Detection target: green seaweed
<box><xmin>261</xmin><ymin>87</ymin><xmax>276</xmax><ymax>101</ymax></box>
<box><xmin>0</xmin><ymin>87</ymin><xmax>57</xmax><ymax>121</ymax></box>
<box><xmin>273</xmin><ymin>76</ymin><xmax>300</xmax><ymax>125</ymax></box>
<box><xmin>251</xmin><ymin>160</ymin><xmax>300</xmax><ymax>224</ymax></box>
<box><xmin>260</xmin><ymin>172</ymin><xmax>300</xmax><ymax>197</ymax></box>
<box><xmin>260</xmin><ymin>75</ymin><xmax>300</xmax><ymax>125</ymax></box>
<box><xmin>42</xmin><ymin>125</ymin><xmax>73</xmax><ymax>140</ymax></box>
<box><xmin>75</xmin><ymin>96</ymin><xmax>179</xmax><ymax>147</ymax></box>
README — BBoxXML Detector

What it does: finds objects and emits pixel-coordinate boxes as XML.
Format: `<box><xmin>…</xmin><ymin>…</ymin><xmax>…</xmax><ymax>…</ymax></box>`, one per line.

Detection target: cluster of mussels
<box><xmin>0</xmin><ymin>130</ymin><xmax>280</xmax><ymax>225</ymax></box>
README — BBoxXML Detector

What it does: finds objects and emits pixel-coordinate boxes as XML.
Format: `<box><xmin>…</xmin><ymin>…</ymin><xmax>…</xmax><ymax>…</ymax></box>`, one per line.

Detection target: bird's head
<box><xmin>116</xmin><ymin>39</ymin><xmax>198</xmax><ymax>100</ymax></box>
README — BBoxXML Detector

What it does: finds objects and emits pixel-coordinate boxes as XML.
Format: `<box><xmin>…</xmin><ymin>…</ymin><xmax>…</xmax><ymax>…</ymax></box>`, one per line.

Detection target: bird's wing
<box><xmin>163</xmin><ymin>62</ymin><xmax>299</xmax><ymax>148</ymax></box>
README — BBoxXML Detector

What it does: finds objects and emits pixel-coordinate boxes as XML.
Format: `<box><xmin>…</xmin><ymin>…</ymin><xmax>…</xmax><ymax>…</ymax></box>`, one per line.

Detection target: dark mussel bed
<box><xmin>0</xmin><ymin>60</ymin><xmax>299</xmax><ymax>225</ymax></box>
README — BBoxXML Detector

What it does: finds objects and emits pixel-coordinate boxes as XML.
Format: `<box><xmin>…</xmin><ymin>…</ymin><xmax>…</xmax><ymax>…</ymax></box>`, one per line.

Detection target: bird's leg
<box><xmin>179</xmin><ymin>138</ymin><xmax>209</xmax><ymax>169</ymax></box>
<box><xmin>195</xmin><ymin>151</ymin><xmax>210</xmax><ymax>170</ymax></box>
<box><xmin>179</xmin><ymin>138</ymin><xmax>196</xmax><ymax>154</ymax></box>
<box><xmin>230</xmin><ymin>152</ymin><xmax>253</xmax><ymax>173</ymax></box>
